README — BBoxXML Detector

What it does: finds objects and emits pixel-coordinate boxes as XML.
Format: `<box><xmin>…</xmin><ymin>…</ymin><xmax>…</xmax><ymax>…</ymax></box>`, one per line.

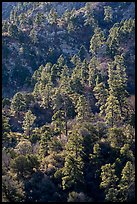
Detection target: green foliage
<box><xmin>8</xmin><ymin>23</ymin><xmax>19</xmax><ymax>38</ymax></box>
<box><xmin>108</xmin><ymin>127</ymin><xmax>126</xmax><ymax>148</ymax></box>
<box><xmin>39</xmin><ymin>125</ymin><xmax>52</xmax><ymax>157</ymax></box>
<box><xmin>22</xmin><ymin>110</ymin><xmax>36</xmax><ymax>137</ymax></box>
<box><xmin>90</xmin><ymin>27</ymin><xmax>105</xmax><ymax>55</ymax></box>
<box><xmin>76</xmin><ymin>95</ymin><xmax>93</xmax><ymax>122</ymax></box>
<box><xmin>118</xmin><ymin>161</ymin><xmax>135</xmax><ymax>202</ymax></box>
<box><xmin>62</xmin><ymin>129</ymin><xmax>84</xmax><ymax>190</ymax></box>
<box><xmin>67</xmin><ymin>191</ymin><xmax>92</xmax><ymax>202</ymax></box>
<box><xmin>11</xmin><ymin>92</ymin><xmax>26</xmax><ymax>114</ymax></box>
<box><xmin>47</xmin><ymin>8</ymin><xmax>58</xmax><ymax>25</ymax></box>
<box><xmin>93</xmin><ymin>79</ymin><xmax>108</xmax><ymax>116</ymax></box>
<box><xmin>88</xmin><ymin>56</ymin><xmax>99</xmax><ymax>87</ymax></box>
<box><xmin>2</xmin><ymin>174</ymin><xmax>25</xmax><ymax>202</ymax></box>
<box><xmin>2</xmin><ymin>2</ymin><xmax>135</xmax><ymax>202</ymax></box>
<box><xmin>100</xmin><ymin>163</ymin><xmax>118</xmax><ymax>202</ymax></box>
<box><xmin>104</xmin><ymin>6</ymin><xmax>113</xmax><ymax>22</ymax></box>
<box><xmin>78</xmin><ymin>45</ymin><xmax>88</xmax><ymax>61</ymax></box>
<box><xmin>10</xmin><ymin>154</ymin><xmax>40</xmax><ymax>178</ymax></box>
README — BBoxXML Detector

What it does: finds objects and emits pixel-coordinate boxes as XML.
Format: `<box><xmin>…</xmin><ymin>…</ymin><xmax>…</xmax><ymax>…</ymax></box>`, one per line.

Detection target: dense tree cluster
<box><xmin>2</xmin><ymin>2</ymin><xmax>135</xmax><ymax>202</ymax></box>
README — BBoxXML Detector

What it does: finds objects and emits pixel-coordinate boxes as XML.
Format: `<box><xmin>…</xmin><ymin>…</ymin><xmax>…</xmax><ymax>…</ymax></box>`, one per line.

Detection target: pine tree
<box><xmin>93</xmin><ymin>76</ymin><xmax>108</xmax><ymax>116</ymax></box>
<box><xmin>47</xmin><ymin>8</ymin><xmax>58</xmax><ymax>41</ymax></box>
<box><xmin>50</xmin><ymin>64</ymin><xmax>58</xmax><ymax>86</ymax></box>
<box><xmin>11</xmin><ymin>92</ymin><xmax>26</xmax><ymax>115</ymax></box>
<box><xmin>62</xmin><ymin>129</ymin><xmax>84</xmax><ymax>190</ymax></box>
<box><xmin>52</xmin><ymin>109</ymin><xmax>65</xmax><ymax>138</ymax></box>
<box><xmin>78</xmin><ymin>45</ymin><xmax>88</xmax><ymax>61</ymax></box>
<box><xmin>22</xmin><ymin>110</ymin><xmax>36</xmax><ymax>137</ymax></box>
<box><xmin>8</xmin><ymin>23</ymin><xmax>19</xmax><ymax>38</ymax></box>
<box><xmin>84</xmin><ymin>2</ymin><xmax>97</xmax><ymax>28</ymax></box>
<box><xmin>106</xmin><ymin>23</ymin><xmax>120</xmax><ymax>57</ymax></box>
<box><xmin>41</xmin><ymin>82</ymin><xmax>53</xmax><ymax>109</ymax></box>
<box><xmin>118</xmin><ymin>161</ymin><xmax>135</xmax><ymax>202</ymax></box>
<box><xmin>100</xmin><ymin>163</ymin><xmax>118</xmax><ymax>202</ymax></box>
<box><xmin>114</xmin><ymin>54</ymin><xmax>128</xmax><ymax>119</ymax></box>
<box><xmin>76</xmin><ymin>95</ymin><xmax>93</xmax><ymax>122</ymax></box>
<box><xmin>88</xmin><ymin>56</ymin><xmax>99</xmax><ymax>88</ymax></box>
<box><xmin>57</xmin><ymin>54</ymin><xmax>65</xmax><ymax>74</ymax></box>
<box><xmin>105</xmin><ymin>90</ymin><xmax>121</xmax><ymax>127</ymax></box>
<box><xmin>106</xmin><ymin>55</ymin><xmax>128</xmax><ymax>125</ymax></box>
<box><xmin>81</xmin><ymin>59</ymin><xmax>89</xmax><ymax>84</ymax></box>
<box><xmin>90</xmin><ymin>27</ymin><xmax>105</xmax><ymax>55</ymax></box>
<box><xmin>59</xmin><ymin>65</ymin><xmax>70</xmax><ymax>93</ymax></box>
<box><xmin>39</xmin><ymin>125</ymin><xmax>52</xmax><ymax>157</ymax></box>
<box><xmin>105</xmin><ymin>59</ymin><xmax>124</xmax><ymax>127</ymax></box>
<box><xmin>70</xmin><ymin>54</ymin><xmax>81</xmax><ymax>67</ymax></box>
<box><xmin>104</xmin><ymin>6</ymin><xmax>113</xmax><ymax>22</ymax></box>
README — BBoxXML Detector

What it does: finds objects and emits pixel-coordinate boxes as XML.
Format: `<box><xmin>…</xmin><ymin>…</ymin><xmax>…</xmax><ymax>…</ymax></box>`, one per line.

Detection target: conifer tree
<box><xmin>105</xmin><ymin>60</ymin><xmax>123</xmax><ymax>127</ymax></box>
<box><xmin>90</xmin><ymin>27</ymin><xmax>105</xmax><ymax>55</ymax></box>
<box><xmin>88</xmin><ymin>56</ymin><xmax>99</xmax><ymax>88</ymax></box>
<box><xmin>105</xmin><ymin>90</ymin><xmax>121</xmax><ymax>127</ymax></box>
<box><xmin>57</xmin><ymin>54</ymin><xmax>65</xmax><ymax>75</ymax></box>
<box><xmin>59</xmin><ymin>65</ymin><xmax>70</xmax><ymax>93</ymax></box>
<box><xmin>70</xmin><ymin>54</ymin><xmax>81</xmax><ymax>67</ymax></box>
<box><xmin>104</xmin><ymin>6</ymin><xmax>113</xmax><ymax>22</ymax></box>
<box><xmin>106</xmin><ymin>23</ymin><xmax>120</xmax><ymax>56</ymax></box>
<box><xmin>93</xmin><ymin>77</ymin><xmax>108</xmax><ymax>116</ymax></box>
<box><xmin>81</xmin><ymin>59</ymin><xmax>89</xmax><ymax>84</ymax></box>
<box><xmin>78</xmin><ymin>45</ymin><xmax>88</xmax><ymax>61</ymax></box>
<box><xmin>50</xmin><ymin>64</ymin><xmax>58</xmax><ymax>86</ymax></box>
<box><xmin>84</xmin><ymin>2</ymin><xmax>97</xmax><ymax>28</ymax></box>
<box><xmin>100</xmin><ymin>163</ymin><xmax>118</xmax><ymax>202</ymax></box>
<box><xmin>76</xmin><ymin>95</ymin><xmax>93</xmax><ymax>122</ymax></box>
<box><xmin>114</xmin><ymin>54</ymin><xmax>128</xmax><ymax>118</ymax></box>
<box><xmin>118</xmin><ymin>161</ymin><xmax>135</xmax><ymax>202</ymax></box>
<box><xmin>39</xmin><ymin>125</ymin><xmax>52</xmax><ymax>157</ymax></box>
<box><xmin>22</xmin><ymin>110</ymin><xmax>36</xmax><ymax>137</ymax></box>
<box><xmin>62</xmin><ymin>129</ymin><xmax>84</xmax><ymax>190</ymax></box>
<box><xmin>11</xmin><ymin>92</ymin><xmax>26</xmax><ymax>115</ymax></box>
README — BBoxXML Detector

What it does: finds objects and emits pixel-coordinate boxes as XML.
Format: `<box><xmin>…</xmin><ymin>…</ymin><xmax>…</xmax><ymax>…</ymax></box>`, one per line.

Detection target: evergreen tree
<box><xmin>29</xmin><ymin>28</ymin><xmax>38</xmax><ymax>44</ymax></box>
<box><xmin>62</xmin><ymin>129</ymin><xmax>84</xmax><ymax>190</ymax></box>
<box><xmin>2</xmin><ymin>174</ymin><xmax>25</xmax><ymax>202</ymax></box>
<box><xmin>90</xmin><ymin>27</ymin><xmax>105</xmax><ymax>55</ymax></box>
<box><xmin>100</xmin><ymin>163</ymin><xmax>118</xmax><ymax>202</ymax></box>
<box><xmin>39</xmin><ymin>125</ymin><xmax>52</xmax><ymax>157</ymax></box>
<box><xmin>70</xmin><ymin>54</ymin><xmax>81</xmax><ymax>67</ymax></box>
<box><xmin>106</xmin><ymin>23</ymin><xmax>120</xmax><ymax>56</ymax></box>
<box><xmin>2</xmin><ymin>20</ymin><xmax>9</xmax><ymax>33</ymax></box>
<box><xmin>84</xmin><ymin>2</ymin><xmax>97</xmax><ymax>28</ymax></box>
<box><xmin>105</xmin><ymin>90</ymin><xmax>121</xmax><ymax>127</ymax></box>
<box><xmin>50</xmin><ymin>64</ymin><xmax>58</xmax><ymax>86</ymax></box>
<box><xmin>105</xmin><ymin>59</ymin><xmax>124</xmax><ymax>127</ymax></box>
<box><xmin>59</xmin><ymin>65</ymin><xmax>70</xmax><ymax>93</ymax></box>
<box><xmin>104</xmin><ymin>6</ymin><xmax>113</xmax><ymax>22</ymax></box>
<box><xmin>114</xmin><ymin>54</ymin><xmax>128</xmax><ymax>119</ymax></box>
<box><xmin>80</xmin><ymin>59</ymin><xmax>89</xmax><ymax>84</ymax></box>
<box><xmin>118</xmin><ymin>161</ymin><xmax>135</xmax><ymax>202</ymax></box>
<box><xmin>76</xmin><ymin>95</ymin><xmax>93</xmax><ymax>122</ymax></box>
<box><xmin>88</xmin><ymin>56</ymin><xmax>99</xmax><ymax>88</ymax></box>
<box><xmin>22</xmin><ymin>110</ymin><xmax>36</xmax><ymax>137</ymax></box>
<box><xmin>57</xmin><ymin>54</ymin><xmax>65</xmax><ymax>75</ymax></box>
<box><xmin>8</xmin><ymin>23</ymin><xmax>19</xmax><ymax>38</ymax></box>
<box><xmin>78</xmin><ymin>45</ymin><xmax>88</xmax><ymax>61</ymax></box>
<box><xmin>11</xmin><ymin>92</ymin><xmax>26</xmax><ymax>115</ymax></box>
<box><xmin>93</xmin><ymin>77</ymin><xmax>108</xmax><ymax>116</ymax></box>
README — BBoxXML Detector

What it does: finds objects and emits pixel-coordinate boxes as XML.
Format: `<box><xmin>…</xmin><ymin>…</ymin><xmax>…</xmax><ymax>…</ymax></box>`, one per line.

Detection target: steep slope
<box><xmin>2</xmin><ymin>2</ymin><xmax>135</xmax><ymax>97</ymax></box>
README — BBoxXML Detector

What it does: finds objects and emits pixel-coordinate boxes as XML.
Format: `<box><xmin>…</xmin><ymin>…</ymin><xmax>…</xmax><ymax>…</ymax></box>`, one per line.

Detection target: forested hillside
<box><xmin>2</xmin><ymin>2</ymin><xmax>135</xmax><ymax>202</ymax></box>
